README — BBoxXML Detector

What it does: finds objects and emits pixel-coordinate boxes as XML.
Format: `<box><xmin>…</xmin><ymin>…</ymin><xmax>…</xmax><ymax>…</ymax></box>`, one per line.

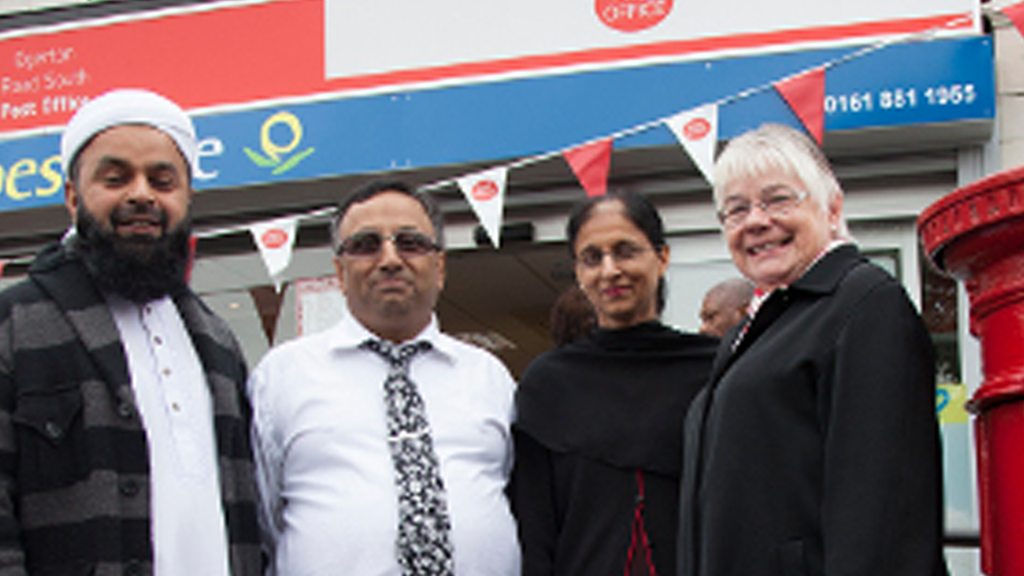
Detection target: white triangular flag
<box><xmin>665</xmin><ymin>103</ymin><xmax>719</xmax><ymax>185</ymax></box>
<box><xmin>457</xmin><ymin>166</ymin><xmax>508</xmax><ymax>248</ymax></box>
<box><xmin>250</xmin><ymin>216</ymin><xmax>298</xmax><ymax>291</ymax></box>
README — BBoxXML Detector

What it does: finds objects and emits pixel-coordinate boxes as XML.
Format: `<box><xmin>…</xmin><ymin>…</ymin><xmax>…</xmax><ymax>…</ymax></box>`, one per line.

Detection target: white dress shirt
<box><xmin>108</xmin><ymin>294</ymin><xmax>231</xmax><ymax>576</ymax></box>
<box><xmin>249</xmin><ymin>313</ymin><xmax>520</xmax><ymax>576</ymax></box>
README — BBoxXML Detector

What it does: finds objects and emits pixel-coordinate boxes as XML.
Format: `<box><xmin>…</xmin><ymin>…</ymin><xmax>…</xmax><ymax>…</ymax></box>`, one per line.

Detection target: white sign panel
<box><xmin>326</xmin><ymin>0</ymin><xmax>978</xmax><ymax>85</ymax></box>
<box><xmin>295</xmin><ymin>276</ymin><xmax>346</xmax><ymax>336</ymax></box>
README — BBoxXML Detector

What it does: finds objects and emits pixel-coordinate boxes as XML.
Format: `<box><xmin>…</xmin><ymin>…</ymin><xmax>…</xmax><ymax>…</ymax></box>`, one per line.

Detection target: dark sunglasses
<box><xmin>337</xmin><ymin>230</ymin><xmax>440</xmax><ymax>257</ymax></box>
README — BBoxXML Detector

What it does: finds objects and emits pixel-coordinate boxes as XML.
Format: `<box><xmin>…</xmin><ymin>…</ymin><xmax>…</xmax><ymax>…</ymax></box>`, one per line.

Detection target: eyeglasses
<box><xmin>717</xmin><ymin>188</ymin><xmax>809</xmax><ymax>230</ymax></box>
<box><xmin>337</xmin><ymin>230</ymin><xmax>440</xmax><ymax>257</ymax></box>
<box><xmin>576</xmin><ymin>242</ymin><xmax>652</xmax><ymax>269</ymax></box>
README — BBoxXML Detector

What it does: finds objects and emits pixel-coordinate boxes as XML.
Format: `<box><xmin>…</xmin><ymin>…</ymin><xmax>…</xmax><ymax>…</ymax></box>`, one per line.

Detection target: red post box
<box><xmin>919</xmin><ymin>165</ymin><xmax>1024</xmax><ymax>576</ymax></box>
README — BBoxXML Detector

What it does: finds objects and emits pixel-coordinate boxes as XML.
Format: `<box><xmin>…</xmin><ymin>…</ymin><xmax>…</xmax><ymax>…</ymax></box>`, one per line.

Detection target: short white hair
<box><xmin>713</xmin><ymin>123</ymin><xmax>851</xmax><ymax>241</ymax></box>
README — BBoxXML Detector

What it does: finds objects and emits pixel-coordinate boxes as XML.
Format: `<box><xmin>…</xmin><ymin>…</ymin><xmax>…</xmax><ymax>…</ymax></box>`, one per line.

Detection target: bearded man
<box><xmin>0</xmin><ymin>89</ymin><xmax>260</xmax><ymax>576</ymax></box>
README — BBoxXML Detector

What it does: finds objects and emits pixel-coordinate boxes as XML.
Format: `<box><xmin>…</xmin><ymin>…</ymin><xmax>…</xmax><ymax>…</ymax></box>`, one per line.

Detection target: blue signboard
<box><xmin>0</xmin><ymin>35</ymin><xmax>994</xmax><ymax>213</ymax></box>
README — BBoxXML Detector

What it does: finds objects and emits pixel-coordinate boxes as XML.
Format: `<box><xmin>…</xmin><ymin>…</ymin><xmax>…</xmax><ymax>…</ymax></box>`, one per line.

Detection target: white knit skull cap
<box><xmin>60</xmin><ymin>88</ymin><xmax>197</xmax><ymax>179</ymax></box>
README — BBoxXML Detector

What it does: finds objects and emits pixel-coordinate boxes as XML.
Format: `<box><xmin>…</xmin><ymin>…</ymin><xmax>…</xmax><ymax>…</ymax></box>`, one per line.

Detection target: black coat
<box><xmin>513</xmin><ymin>323</ymin><xmax>718</xmax><ymax>576</ymax></box>
<box><xmin>677</xmin><ymin>244</ymin><xmax>948</xmax><ymax>576</ymax></box>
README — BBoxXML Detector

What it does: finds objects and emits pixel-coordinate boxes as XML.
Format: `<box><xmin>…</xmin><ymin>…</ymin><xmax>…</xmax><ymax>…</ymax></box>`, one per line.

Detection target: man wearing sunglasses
<box><xmin>248</xmin><ymin>179</ymin><xmax>520</xmax><ymax>576</ymax></box>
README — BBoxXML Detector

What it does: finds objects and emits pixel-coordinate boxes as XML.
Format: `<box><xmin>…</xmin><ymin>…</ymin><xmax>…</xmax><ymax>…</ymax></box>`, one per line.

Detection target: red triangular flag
<box><xmin>185</xmin><ymin>236</ymin><xmax>198</xmax><ymax>284</ymax></box>
<box><xmin>774</xmin><ymin>67</ymin><xmax>826</xmax><ymax>144</ymax></box>
<box><xmin>1002</xmin><ymin>1</ymin><xmax>1024</xmax><ymax>37</ymax></box>
<box><xmin>564</xmin><ymin>138</ymin><xmax>613</xmax><ymax>197</ymax></box>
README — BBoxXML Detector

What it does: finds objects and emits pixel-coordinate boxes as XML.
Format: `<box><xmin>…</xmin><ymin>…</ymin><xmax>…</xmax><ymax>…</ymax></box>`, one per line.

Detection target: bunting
<box><xmin>665</xmin><ymin>103</ymin><xmax>720</xmax><ymax>186</ymax></box>
<box><xmin>250</xmin><ymin>216</ymin><xmax>299</xmax><ymax>291</ymax></box>
<box><xmin>0</xmin><ymin>7</ymin><xmax>993</xmax><ymax>277</ymax></box>
<box><xmin>564</xmin><ymin>138</ymin><xmax>613</xmax><ymax>197</ymax></box>
<box><xmin>773</xmin><ymin>67</ymin><xmax>826</xmax><ymax>144</ymax></box>
<box><xmin>185</xmin><ymin>236</ymin><xmax>198</xmax><ymax>284</ymax></box>
<box><xmin>249</xmin><ymin>285</ymin><xmax>286</xmax><ymax>343</ymax></box>
<box><xmin>457</xmin><ymin>166</ymin><xmax>509</xmax><ymax>248</ymax></box>
<box><xmin>1002</xmin><ymin>1</ymin><xmax>1024</xmax><ymax>37</ymax></box>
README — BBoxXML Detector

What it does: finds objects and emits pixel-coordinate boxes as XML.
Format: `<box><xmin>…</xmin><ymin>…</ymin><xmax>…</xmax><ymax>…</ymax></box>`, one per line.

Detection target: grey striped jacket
<box><xmin>0</xmin><ymin>244</ymin><xmax>261</xmax><ymax>576</ymax></box>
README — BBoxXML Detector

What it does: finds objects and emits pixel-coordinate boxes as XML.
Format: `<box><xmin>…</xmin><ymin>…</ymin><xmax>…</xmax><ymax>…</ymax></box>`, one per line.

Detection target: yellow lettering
<box><xmin>36</xmin><ymin>155</ymin><xmax>62</xmax><ymax>197</ymax></box>
<box><xmin>6</xmin><ymin>158</ymin><xmax>37</xmax><ymax>200</ymax></box>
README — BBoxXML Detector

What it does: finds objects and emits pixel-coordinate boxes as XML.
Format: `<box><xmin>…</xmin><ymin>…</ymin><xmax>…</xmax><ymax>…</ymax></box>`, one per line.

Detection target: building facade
<box><xmin>2</xmin><ymin>1</ymin><xmax>1020</xmax><ymax>573</ymax></box>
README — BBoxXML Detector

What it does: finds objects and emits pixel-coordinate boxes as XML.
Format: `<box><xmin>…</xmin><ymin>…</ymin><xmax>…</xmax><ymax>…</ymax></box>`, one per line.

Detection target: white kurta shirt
<box><xmin>249</xmin><ymin>313</ymin><xmax>520</xmax><ymax>576</ymax></box>
<box><xmin>108</xmin><ymin>294</ymin><xmax>231</xmax><ymax>576</ymax></box>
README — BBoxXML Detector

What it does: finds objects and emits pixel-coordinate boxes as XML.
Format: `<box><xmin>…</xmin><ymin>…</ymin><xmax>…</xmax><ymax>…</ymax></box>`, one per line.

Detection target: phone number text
<box><xmin>825</xmin><ymin>84</ymin><xmax>977</xmax><ymax>115</ymax></box>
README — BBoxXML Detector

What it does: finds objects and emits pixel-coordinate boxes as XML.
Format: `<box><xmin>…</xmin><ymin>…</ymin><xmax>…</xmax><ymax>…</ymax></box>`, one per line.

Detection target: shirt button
<box><xmin>117</xmin><ymin>402</ymin><xmax>134</xmax><ymax>419</ymax></box>
<box><xmin>44</xmin><ymin>421</ymin><xmax>62</xmax><ymax>439</ymax></box>
<box><xmin>119</xmin><ymin>479</ymin><xmax>140</xmax><ymax>498</ymax></box>
<box><xmin>171</xmin><ymin>402</ymin><xmax>181</xmax><ymax>412</ymax></box>
<box><xmin>162</xmin><ymin>368</ymin><xmax>171</xmax><ymax>377</ymax></box>
<box><xmin>153</xmin><ymin>335</ymin><xmax>163</xmax><ymax>345</ymax></box>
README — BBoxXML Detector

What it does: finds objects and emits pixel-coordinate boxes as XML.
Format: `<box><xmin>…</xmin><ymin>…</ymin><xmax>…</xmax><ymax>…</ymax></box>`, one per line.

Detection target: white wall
<box><xmin>992</xmin><ymin>1</ymin><xmax>1024</xmax><ymax>170</ymax></box>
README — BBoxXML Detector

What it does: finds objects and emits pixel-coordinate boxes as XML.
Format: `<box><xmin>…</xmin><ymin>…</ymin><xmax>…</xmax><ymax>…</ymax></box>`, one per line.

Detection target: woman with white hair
<box><xmin>677</xmin><ymin>124</ymin><xmax>948</xmax><ymax>576</ymax></box>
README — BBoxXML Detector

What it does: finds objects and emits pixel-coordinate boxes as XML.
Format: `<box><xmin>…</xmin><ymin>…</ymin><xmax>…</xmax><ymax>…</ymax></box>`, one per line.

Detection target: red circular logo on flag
<box><xmin>261</xmin><ymin>228</ymin><xmax>289</xmax><ymax>249</ymax></box>
<box><xmin>683</xmin><ymin>118</ymin><xmax>711</xmax><ymax>142</ymax></box>
<box><xmin>471</xmin><ymin>180</ymin><xmax>499</xmax><ymax>201</ymax></box>
<box><xmin>595</xmin><ymin>0</ymin><xmax>673</xmax><ymax>32</ymax></box>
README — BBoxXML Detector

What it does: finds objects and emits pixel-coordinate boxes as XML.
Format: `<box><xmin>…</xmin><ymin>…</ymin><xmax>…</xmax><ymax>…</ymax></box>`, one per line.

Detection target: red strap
<box><xmin>625</xmin><ymin>469</ymin><xmax>658</xmax><ymax>576</ymax></box>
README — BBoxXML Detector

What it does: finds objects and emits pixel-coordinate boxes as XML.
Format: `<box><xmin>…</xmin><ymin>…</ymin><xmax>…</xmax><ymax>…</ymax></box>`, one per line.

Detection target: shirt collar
<box><xmin>327</xmin><ymin>312</ymin><xmax>457</xmax><ymax>360</ymax></box>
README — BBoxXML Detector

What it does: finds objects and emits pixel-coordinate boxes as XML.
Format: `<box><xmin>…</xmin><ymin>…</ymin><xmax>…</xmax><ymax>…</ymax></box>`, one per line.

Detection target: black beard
<box><xmin>74</xmin><ymin>204</ymin><xmax>192</xmax><ymax>303</ymax></box>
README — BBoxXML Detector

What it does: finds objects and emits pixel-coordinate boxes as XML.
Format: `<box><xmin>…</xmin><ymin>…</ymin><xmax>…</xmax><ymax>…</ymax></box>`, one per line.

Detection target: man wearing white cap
<box><xmin>0</xmin><ymin>89</ymin><xmax>260</xmax><ymax>576</ymax></box>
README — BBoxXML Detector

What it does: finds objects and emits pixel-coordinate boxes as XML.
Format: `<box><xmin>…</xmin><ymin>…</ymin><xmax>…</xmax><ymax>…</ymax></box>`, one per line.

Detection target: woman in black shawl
<box><xmin>512</xmin><ymin>190</ymin><xmax>719</xmax><ymax>576</ymax></box>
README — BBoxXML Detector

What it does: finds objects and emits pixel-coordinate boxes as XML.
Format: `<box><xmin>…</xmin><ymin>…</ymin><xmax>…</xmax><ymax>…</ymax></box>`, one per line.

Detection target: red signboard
<box><xmin>0</xmin><ymin>0</ymin><xmax>325</xmax><ymax>134</ymax></box>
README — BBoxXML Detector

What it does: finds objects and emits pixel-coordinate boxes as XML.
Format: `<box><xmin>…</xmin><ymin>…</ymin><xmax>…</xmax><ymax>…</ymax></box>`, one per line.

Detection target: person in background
<box><xmin>0</xmin><ymin>89</ymin><xmax>260</xmax><ymax>576</ymax></box>
<box><xmin>249</xmin><ymin>179</ymin><xmax>520</xmax><ymax>576</ymax></box>
<box><xmin>549</xmin><ymin>285</ymin><xmax>597</xmax><ymax>347</ymax></box>
<box><xmin>697</xmin><ymin>278</ymin><xmax>753</xmax><ymax>338</ymax></box>
<box><xmin>677</xmin><ymin>123</ymin><xmax>948</xmax><ymax>576</ymax></box>
<box><xmin>513</xmin><ymin>190</ymin><xmax>719</xmax><ymax>576</ymax></box>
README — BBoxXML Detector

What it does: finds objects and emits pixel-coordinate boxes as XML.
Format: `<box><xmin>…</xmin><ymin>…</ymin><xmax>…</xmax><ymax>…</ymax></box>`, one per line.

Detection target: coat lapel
<box><xmin>707</xmin><ymin>321</ymin><xmax>742</xmax><ymax>383</ymax></box>
<box><xmin>709</xmin><ymin>244</ymin><xmax>866</xmax><ymax>384</ymax></box>
<box><xmin>707</xmin><ymin>292</ymin><xmax>792</xmax><ymax>384</ymax></box>
<box><xmin>28</xmin><ymin>245</ymin><xmax>132</xmax><ymax>399</ymax></box>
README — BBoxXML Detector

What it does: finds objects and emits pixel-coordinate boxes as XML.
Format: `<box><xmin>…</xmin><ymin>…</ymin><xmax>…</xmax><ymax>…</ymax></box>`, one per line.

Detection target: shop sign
<box><xmin>324</xmin><ymin>0</ymin><xmax>977</xmax><ymax>88</ymax></box>
<box><xmin>0</xmin><ymin>0</ymin><xmax>978</xmax><ymax>137</ymax></box>
<box><xmin>0</xmin><ymin>34</ymin><xmax>994</xmax><ymax>213</ymax></box>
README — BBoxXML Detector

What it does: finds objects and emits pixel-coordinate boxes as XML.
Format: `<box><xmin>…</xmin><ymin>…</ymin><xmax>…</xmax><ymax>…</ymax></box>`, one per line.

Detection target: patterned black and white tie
<box><xmin>362</xmin><ymin>339</ymin><xmax>455</xmax><ymax>576</ymax></box>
